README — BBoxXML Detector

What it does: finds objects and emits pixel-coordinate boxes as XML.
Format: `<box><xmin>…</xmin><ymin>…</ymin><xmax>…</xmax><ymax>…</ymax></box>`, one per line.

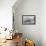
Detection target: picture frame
<box><xmin>22</xmin><ymin>15</ymin><xmax>36</xmax><ymax>25</ymax></box>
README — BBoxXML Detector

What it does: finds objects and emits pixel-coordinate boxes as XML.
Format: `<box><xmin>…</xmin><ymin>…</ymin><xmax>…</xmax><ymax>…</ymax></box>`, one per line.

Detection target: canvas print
<box><xmin>22</xmin><ymin>15</ymin><xmax>36</xmax><ymax>25</ymax></box>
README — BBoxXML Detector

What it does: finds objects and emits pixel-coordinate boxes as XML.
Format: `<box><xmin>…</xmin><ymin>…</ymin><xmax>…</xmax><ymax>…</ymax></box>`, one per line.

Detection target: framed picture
<box><xmin>22</xmin><ymin>15</ymin><xmax>36</xmax><ymax>25</ymax></box>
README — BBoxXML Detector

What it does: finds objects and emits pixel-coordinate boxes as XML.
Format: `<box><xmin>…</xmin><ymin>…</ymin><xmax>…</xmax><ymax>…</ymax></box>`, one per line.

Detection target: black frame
<box><xmin>22</xmin><ymin>15</ymin><xmax>36</xmax><ymax>25</ymax></box>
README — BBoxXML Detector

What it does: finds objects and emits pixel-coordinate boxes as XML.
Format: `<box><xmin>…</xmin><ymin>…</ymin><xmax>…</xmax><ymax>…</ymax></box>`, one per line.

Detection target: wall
<box><xmin>0</xmin><ymin>0</ymin><xmax>16</xmax><ymax>30</ymax></box>
<box><xmin>41</xmin><ymin>0</ymin><xmax>46</xmax><ymax>46</ymax></box>
<box><xmin>13</xmin><ymin>0</ymin><xmax>41</xmax><ymax>46</ymax></box>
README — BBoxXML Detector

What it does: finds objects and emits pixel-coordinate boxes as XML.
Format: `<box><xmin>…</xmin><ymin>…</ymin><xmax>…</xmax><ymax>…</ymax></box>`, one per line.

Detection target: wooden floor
<box><xmin>0</xmin><ymin>39</ymin><xmax>16</xmax><ymax>46</ymax></box>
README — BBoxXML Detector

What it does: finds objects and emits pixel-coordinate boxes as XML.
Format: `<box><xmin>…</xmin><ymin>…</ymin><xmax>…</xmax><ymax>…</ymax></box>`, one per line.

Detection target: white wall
<box><xmin>13</xmin><ymin>0</ymin><xmax>46</xmax><ymax>46</ymax></box>
<box><xmin>13</xmin><ymin>0</ymin><xmax>41</xmax><ymax>46</ymax></box>
<box><xmin>41</xmin><ymin>0</ymin><xmax>46</xmax><ymax>46</ymax></box>
<box><xmin>0</xmin><ymin>0</ymin><xmax>16</xmax><ymax>30</ymax></box>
